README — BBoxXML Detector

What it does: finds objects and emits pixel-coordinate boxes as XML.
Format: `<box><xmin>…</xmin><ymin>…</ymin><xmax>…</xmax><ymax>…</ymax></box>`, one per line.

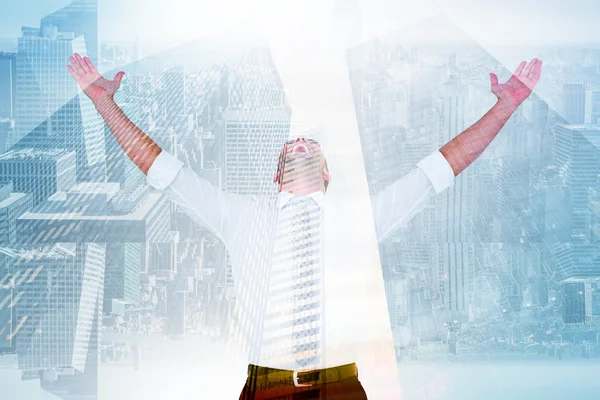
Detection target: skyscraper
<box><xmin>554</xmin><ymin>125</ymin><xmax>600</xmax><ymax>240</ymax></box>
<box><xmin>562</xmin><ymin>282</ymin><xmax>593</xmax><ymax>324</ymax></box>
<box><xmin>258</xmin><ymin>195</ymin><xmax>324</xmax><ymax>368</ymax></box>
<box><xmin>13</xmin><ymin>3</ymin><xmax>105</xmax><ymax>181</ymax></box>
<box><xmin>221</xmin><ymin>108</ymin><xmax>291</xmax><ymax>196</ymax></box>
<box><xmin>0</xmin><ymin>149</ymin><xmax>76</xmax><ymax>207</ymax></box>
<box><xmin>7</xmin><ymin>243</ymin><xmax>105</xmax><ymax>400</ymax></box>
<box><xmin>103</xmin><ymin>242</ymin><xmax>141</xmax><ymax>313</ymax></box>
<box><xmin>0</xmin><ymin>182</ymin><xmax>33</xmax><ymax>244</ymax></box>
<box><xmin>348</xmin><ymin>41</ymin><xmax>473</xmax><ymax>340</ymax></box>
<box><xmin>159</xmin><ymin>66</ymin><xmax>186</xmax><ymax>128</ymax></box>
<box><xmin>551</xmin><ymin>125</ymin><xmax>600</xmax><ymax>297</ymax></box>
<box><xmin>593</xmin><ymin>91</ymin><xmax>600</xmax><ymax>124</ymax></box>
<box><xmin>165</xmin><ymin>280</ymin><xmax>186</xmax><ymax>336</ymax></box>
<box><xmin>431</xmin><ymin>78</ymin><xmax>476</xmax><ymax>325</ymax></box>
<box><xmin>220</xmin><ymin>49</ymin><xmax>291</xmax><ymax>196</ymax></box>
<box><xmin>0</xmin><ymin>52</ymin><xmax>16</xmax><ymax>120</ymax></box>
<box><xmin>16</xmin><ymin>182</ymin><xmax>170</xmax><ymax>244</ymax></box>
<box><xmin>40</xmin><ymin>0</ymin><xmax>99</xmax><ymax>65</ymax></box>
<box><xmin>531</xmin><ymin>96</ymin><xmax>550</xmax><ymax>129</ymax></box>
<box><xmin>12</xmin><ymin>178</ymin><xmax>169</xmax><ymax>397</ymax></box>
<box><xmin>218</xmin><ymin>48</ymin><xmax>292</xmax><ymax>359</ymax></box>
<box><xmin>0</xmin><ymin>118</ymin><xmax>13</xmax><ymax>154</ymax></box>
<box><xmin>562</xmin><ymin>83</ymin><xmax>593</xmax><ymax>124</ymax></box>
<box><xmin>147</xmin><ymin>231</ymin><xmax>179</xmax><ymax>278</ymax></box>
<box><xmin>0</xmin><ymin>250</ymin><xmax>18</xmax><ymax>353</ymax></box>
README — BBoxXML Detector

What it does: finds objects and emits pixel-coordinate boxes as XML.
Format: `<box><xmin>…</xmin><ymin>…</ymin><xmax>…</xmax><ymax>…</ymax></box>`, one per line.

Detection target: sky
<box><xmin>0</xmin><ymin>0</ymin><xmax>599</xmax><ymax>52</ymax></box>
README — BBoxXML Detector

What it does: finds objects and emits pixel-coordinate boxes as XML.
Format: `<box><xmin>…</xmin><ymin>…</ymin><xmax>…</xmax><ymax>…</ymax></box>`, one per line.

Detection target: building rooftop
<box><xmin>557</xmin><ymin>124</ymin><xmax>600</xmax><ymax>132</ymax></box>
<box><xmin>0</xmin><ymin>192</ymin><xmax>29</xmax><ymax>209</ymax></box>
<box><xmin>69</xmin><ymin>182</ymin><xmax>120</xmax><ymax>196</ymax></box>
<box><xmin>0</xmin><ymin>243</ymin><xmax>74</xmax><ymax>262</ymax></box>
<box><xmin>555</xmin><ymin>125</ymin><xmax>600</xmax><ymax>152</ymax></box>
<box><xmin>0</xmin><ymin>148</ymin><xmax>72</xmax><ymax>162</ymax></box>
<box><xmin>19</xmin><ymin>192</ymin><xmax>165</xmax><ymax>222</ymax></box>
<box><xmin>580</xmin><ymin>131</ymin><xmax>600</xmax><ymax>152</ymax></box>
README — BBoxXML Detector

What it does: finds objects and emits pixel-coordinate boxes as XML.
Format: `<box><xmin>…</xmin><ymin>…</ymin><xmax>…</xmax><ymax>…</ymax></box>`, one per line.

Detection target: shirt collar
<box><xmin>277</xmin><ymin>191</ymin><xmax>325</xmax><ymax>210</ymax></box>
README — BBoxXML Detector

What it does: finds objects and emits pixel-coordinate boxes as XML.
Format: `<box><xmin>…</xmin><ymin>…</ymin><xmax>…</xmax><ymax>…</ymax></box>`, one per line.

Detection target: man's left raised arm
<box><xmin>372</xmin><ymin>59</ymin><xmax>543</xmax><ymax>242</ymax></box>
<box><xmin>440</xmin><ymin>58</ymin><xmax>542</xmax><ymax>176</ymax></box>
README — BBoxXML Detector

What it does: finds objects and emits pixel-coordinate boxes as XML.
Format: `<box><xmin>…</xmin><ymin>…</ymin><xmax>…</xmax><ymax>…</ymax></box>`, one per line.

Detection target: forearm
<box><xmin>94</xmin><ymin>98</ymin><xmax>162</xmax><ymax>175</ymax></box>
<box><xmin>440</xmin><ymin>100</ymin><xmax>518</xmax><ymax>176</ymax></box>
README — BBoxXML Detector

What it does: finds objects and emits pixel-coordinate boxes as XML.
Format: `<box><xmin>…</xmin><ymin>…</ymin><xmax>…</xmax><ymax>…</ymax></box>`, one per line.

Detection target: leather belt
<box><xmin>248</xmin><ymin>362</ymin><xmax>358</xmax><ymax>389</ymax></box>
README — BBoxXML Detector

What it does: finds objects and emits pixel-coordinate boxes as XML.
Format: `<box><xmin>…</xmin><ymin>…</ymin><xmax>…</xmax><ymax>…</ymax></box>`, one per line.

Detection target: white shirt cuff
<box><xmin>146</xmin><ymin>150</ymin><xmax>184</xmax><ymax>190</ymax></box>
<box><xmin>417</xmin><ymin>150</ymin><xmax>455</xmax><ymax>194</ymax></box>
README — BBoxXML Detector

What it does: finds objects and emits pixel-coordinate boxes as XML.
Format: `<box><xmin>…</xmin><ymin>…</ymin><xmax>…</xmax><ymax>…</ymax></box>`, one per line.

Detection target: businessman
<box><xmin>67</xmin><ymin>54</ymin><xmax>542</xmax><ymax>399</ymax></box>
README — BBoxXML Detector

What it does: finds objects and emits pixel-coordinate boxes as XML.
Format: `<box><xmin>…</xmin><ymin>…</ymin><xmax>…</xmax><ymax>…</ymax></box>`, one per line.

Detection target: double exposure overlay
<box><xmin>0</xmin><ymin>1</ymin><xmax>599</xmax><ymax>399</ymax></box>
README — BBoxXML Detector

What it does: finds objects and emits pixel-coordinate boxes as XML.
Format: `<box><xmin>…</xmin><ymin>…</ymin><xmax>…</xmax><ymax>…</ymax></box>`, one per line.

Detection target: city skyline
<box><xmin>2</xmin><ymin>0</ymin><xmax>600</xmax><ymax>399</ymax></box>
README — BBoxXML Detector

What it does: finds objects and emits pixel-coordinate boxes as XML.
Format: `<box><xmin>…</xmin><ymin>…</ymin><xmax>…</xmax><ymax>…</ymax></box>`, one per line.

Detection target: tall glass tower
<box><xmin>0</xmin><ymin>52</ymin><xmax>16</xmax><ymax>120</ymax></box>
<box><xmin>41</xmin><ymin>0</ymin><xmax>99</xmax><ymax>65</ymax></box>
<box><xmin>12</xmin><ymin>0</ymin><xmax>105</xmax><ymax>182</ymax></box>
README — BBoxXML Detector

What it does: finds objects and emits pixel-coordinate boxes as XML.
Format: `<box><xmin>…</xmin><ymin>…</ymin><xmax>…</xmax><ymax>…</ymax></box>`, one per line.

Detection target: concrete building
<box><xmin>16</xmin><ymin>181</ymin><xmax>170</xmax><ymax>244</ymax></box>
<box><xmin>0</xmin><ymin>52</ymin><xmax>16</xmax><ymax>120</ymax></box>
<box><xmin>103</xmin><ymin>242</ymin><xmax>142</xmax><ymax>314</ymax></box>
<box><xmin>554</xmin><ymin>125</ymin><xmax>600</xmax><ymax>241</ymax></box>
<box><xmin>0</xmin><ymin>243</ymin><xmax>104</xmax><ymax>400</ymax></box>
<box><xmin>0</xmin><ymin>118</ymin><xmax>14</xmax><ymax>154</ymax></box>
<box><xmin>562</xmin><ymin>282</ymin><xmax>593</xmax><ymax>324</ymax></box>
<box><xmin>221</xmin><ymin>108</ymin><xmax>291</xmax><ymax>196</ymax></box>
<box><xmin>0</xmin><ymin>182</ymin><xmax>33</xmax><ymax>244</ymax></box>
<box><xmin>13</xmin><ymin>6</ymin><xmax>105</xmax><ymax>181</ymax></box>
<box><xmin>426</xmin><ymin>78</ymin><xmax>476</xmax><ymax>327</ymax></box>
<box><xmin>0</xmin><ymin>148</ymin><xmax>76</xmax><ymax>206</ymax></box>
<box><xmin>40</xmin><ymin>0</ymin><xmax>99</xmax><ymax>65</ymax></box>
<box><xmin>562</xmin><ymin>83</ymin><xmax>593</xmax><ymax>125</ymax></box>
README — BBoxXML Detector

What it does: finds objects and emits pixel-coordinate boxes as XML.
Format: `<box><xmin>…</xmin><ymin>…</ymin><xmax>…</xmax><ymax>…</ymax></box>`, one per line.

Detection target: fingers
<box><xmin>66</xmin><ymin>65</ymin><xmax>79</xmax><ymax>79</ymax></box>
<box><xmin>83</xmin><ymin>56</ymin><xmax>98</xmax><ymax>74</ymax></box>
<box><xmin>66</xmin><ymin>65</ymin><xmax>84</xmax><ymax>87</ymax></box>
<box><xmin>113</xmin><ymin>71</ymin><xmax>126</xmax><ymax>85</ymax></box>
<box><xmin>521</xmin><ymin>58</ymin><xmax>538</xmax><ymax>77</ymax></box>
<box><xmin>489</xmin><ymin>73</ymin><xmax>501</xmax><ymax>97</ymax></box>
<box><xmin>489</xmin><ymin>72</ymin><xmax>498</xmax><ymax>87</ymax></box>
<box><xmin>514</xmin><ymin>61</ymin><xmax>527</xmax><ymax>76</ymax></box>
<box><xmin>529</xmin><ymin>59</ymin><xmax>543</xmax><ymax>81</ymax></box>
<box><xmin>69</xmin><ymin>55</ymin><xmax>82</xmax><ymax>73</ymax></box>
<box><xmin>74</xmin><ymin>53</ymin><xmax>90</xmax><ymax>74</ymax></box>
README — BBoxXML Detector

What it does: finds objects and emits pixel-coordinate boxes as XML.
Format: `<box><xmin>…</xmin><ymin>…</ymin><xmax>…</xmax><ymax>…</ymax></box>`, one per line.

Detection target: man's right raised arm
<box><xmin>67</xmin><ymin>53</ymin><xmax>249</xmax><ymax>244</ymax></box>
<box><xmin>67</xmin><ymin>53</ymin><xmax>160</xmax><ymax>173</ymax></box>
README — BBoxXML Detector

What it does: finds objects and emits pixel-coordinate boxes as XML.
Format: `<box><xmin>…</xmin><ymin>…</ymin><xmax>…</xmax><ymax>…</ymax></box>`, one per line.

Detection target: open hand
<box><xmin>490</xmin><ymin>58</ymin><xmax>542</xmax><ymax>109</ymax></box>
<box><xmin>67</xmin><ymin>53</ymin><xmax>125</xmax><ymax>105</ymax></box>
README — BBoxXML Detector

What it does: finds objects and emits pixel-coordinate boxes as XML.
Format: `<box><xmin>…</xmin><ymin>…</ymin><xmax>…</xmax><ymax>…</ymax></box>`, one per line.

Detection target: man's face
<box><xmin>275</xmin><ymin>137</ymin><xmax>330</xmax><ymax>192</ymax></box>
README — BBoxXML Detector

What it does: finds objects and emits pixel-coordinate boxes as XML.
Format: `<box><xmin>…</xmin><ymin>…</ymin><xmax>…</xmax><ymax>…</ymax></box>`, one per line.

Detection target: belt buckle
<box><xmin>293</xmin><ymin>369</ymin><xmax>312</xmax><ymax>388</ymax></box>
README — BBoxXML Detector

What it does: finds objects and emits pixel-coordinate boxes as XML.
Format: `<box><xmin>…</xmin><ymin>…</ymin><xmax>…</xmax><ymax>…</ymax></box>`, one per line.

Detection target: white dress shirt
<box><xmin>258</xmin><ymin>193</ymin><xmax>325</xmax><ymax>370</ymax></box>
<box><xmin>146</xmin><ymin>149</ymin><xmax>454</xmax><ymax>372</ymax></box>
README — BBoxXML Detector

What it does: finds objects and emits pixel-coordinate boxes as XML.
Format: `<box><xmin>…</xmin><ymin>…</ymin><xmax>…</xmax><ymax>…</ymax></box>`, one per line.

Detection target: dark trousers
<box><xmin>239</xmin><ymin>364</ymin><xmax>368</xmax><ymax>400</ymax></box>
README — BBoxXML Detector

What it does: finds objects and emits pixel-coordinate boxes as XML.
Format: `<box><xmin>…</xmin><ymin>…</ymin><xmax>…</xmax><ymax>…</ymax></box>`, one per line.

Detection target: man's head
<box><xmin>273</xmin><ymin>137</ymin><xmax>331</xmax><ymax>195</ymax></box>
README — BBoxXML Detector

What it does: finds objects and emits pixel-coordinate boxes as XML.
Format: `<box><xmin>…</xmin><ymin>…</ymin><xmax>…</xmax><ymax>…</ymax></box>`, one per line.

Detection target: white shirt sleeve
<box><xmin>371</xmin><ymin>150</ymin><xmax>455</xmax><ymax>242</ymax></box>
<box><xmin>146</xmin><ymin>150</ymin><xmax>254</xmax><ymax>246</ymax></box>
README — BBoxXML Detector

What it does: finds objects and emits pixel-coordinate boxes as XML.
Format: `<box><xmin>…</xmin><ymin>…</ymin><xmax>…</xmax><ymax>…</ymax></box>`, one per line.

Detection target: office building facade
<box><xmin>0</xmin><ymin>52</ymin><xmax>16</xmax><ymax>120</ymax></box>
<box><xmin>40</xmin><ymin>0</ymin><xmax>99</xmax><ymax>65</ymax></box>
<box><xmin>0</xmin><ymin>182</ymin><xmax>33</xmax><ymax>244</ymax></box>
<box><xmin>562</xmin><ymin>83</ymin><xmax>593</xmax><ymax>125</ymax></box>
<box><xmin>103</xmin><ymin>242</ymin><xmax>141</xmax><ymax>313</ymax></box>
<box><xmin>0</xmin><ymin>149</ymin><xmax>76</xmax><ymax>206</ymax></box>
<box><xmin>13</xmin><ymin>5</ymin><xmax>105</xmax><ymax>181</ymax></box>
